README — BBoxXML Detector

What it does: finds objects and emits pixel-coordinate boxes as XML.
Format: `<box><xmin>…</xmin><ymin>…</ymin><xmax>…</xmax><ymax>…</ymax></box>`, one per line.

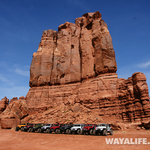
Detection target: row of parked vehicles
<box><xmin>16</xmin><ymin>123</ymin><xmax>113</xmax><ymax>136</ymax></box>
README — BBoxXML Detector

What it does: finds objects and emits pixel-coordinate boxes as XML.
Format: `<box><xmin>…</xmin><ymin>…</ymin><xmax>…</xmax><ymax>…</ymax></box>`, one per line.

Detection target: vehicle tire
<box><xmin>66</xmin><ymin>129</ymin><xmax>71</xmax><ymax>134</ymax></box>
<box><xmin>103</xmin><ymin>130</ymin><xmax>107</xmax><ymax>136</ymax></box>
<box><xmin>90</xmin><ymin>129</ymin><xmax>93</xmax><ymax>135</ymax></box>
<box><xmin>110</xmin><ymin>129</ymin><xmax>113</xmax><ymax>135</ymax></box>
<box><xmin>80</xmin><ymin>130</ymin><xmax>83</xmax><ymax>135</ymax></box>
<box><xmin>66</xmin><ymin>129</ymin><xmax>69</xmax><ymax>134</ymax></box>
<box><xmin>65</xmin><ymin>129</ymin><xmax>68</xmax><ymax>134</ymax></box>
<box><xmin>55</xmin><ymin>129</ymin><xmax>58</xmax><ymax>134</ymax></box>
<box><xmin>21</xmin><ymin>127</ymin><xmax>24</xmax><ymax>132</ymax></box>
<box><xmin>31</xmin><ymin>128</ymin><xmax>34</xmax><ymax>132</ymax></box>
<box><xmin>46</xmin><ymin>128</ymin><xmax>50</xmax><ymax>133</ymax></box>
<box><xmin>37</xmin><ymin>128</ymin><xmax>41</xmax><ymax>133</ymax></box>
<box><xmin>93</xmin><ymin>130</ymin><xmax>97</xmax><ymax>135</ymax></box>
<box><xmin>77</xmin><ymin>129</ymin><xmax>81</xmax><ymax>135</ymax></box>
<box><xmin>69</xmin><ymin>129</ymin><xmax>72</xmax><ymax>134</ymax></box>
<box><xmin>15</xmin><ymin>127</ymin><xmax>19</xmax><ymax>131</ymax></box>
<box><xmin>57</xmin><ymin>129</ymin><xmax>61</xmax><ymax>134</ymax></box>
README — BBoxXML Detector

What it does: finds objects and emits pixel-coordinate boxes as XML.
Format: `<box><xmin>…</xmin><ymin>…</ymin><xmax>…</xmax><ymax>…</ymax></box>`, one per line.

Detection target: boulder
<box><xmin>0</xmin><ymin>100</ymin><xmax>29</xmax><ymax>129</ymax></box>
<box><xmin>1</xmin><ymin>118</ymin><xmax>20</xmax><ymax>129</ymax></box>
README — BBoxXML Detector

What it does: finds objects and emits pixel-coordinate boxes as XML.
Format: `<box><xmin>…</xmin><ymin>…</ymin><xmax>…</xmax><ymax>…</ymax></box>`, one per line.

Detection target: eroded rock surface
<box><xmin>29</xmin><ymin>11</ymin><xmax>117</xmax><ymax>87</ymax></box>
<box><xmin>0</xmin><ymin>99</ymin><xmax>29</xmax><ymax>129</ymax></box>
<box><xmin>117</xmin><ymin>72</ymin><xmax>150</xmax><ymax>123</ymax></box>
<box><xmin>0</xmin><ymin>97</ymin><xmax>9</xmax><ymax>114</ymax></box>
<box><xmin>26</xmin><ymin>11</ymin><xmax>150</xmax><ymax>126</ymax></box>
<box><xmin>26</xmin><ymin>72</ymin><xmax>150</xmax><ymax>124</ymax></box>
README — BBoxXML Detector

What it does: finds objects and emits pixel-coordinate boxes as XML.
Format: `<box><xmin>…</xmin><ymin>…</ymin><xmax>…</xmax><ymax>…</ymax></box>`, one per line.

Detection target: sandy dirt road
<box><xmin>0</xmin><ymin>129</ymin><xmax>150</xmax><ymax>150</ymax></box>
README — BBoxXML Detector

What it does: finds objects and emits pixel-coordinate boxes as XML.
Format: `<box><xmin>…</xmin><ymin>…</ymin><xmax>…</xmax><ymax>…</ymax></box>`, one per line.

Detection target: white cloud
<box><xmin>138</xmin><ymin>61</ymin><xmax>150</xmax><ymax>69</ymax></box>
<box><xmin>15</xmin><ymin>68</ymin><xmax>29</xmax><ymax>77</ymax></box>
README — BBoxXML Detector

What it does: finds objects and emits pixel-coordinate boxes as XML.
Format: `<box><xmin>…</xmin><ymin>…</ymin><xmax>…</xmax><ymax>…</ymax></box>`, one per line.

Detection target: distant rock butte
<box><xmin>0</xmin><ymin>11</ymin><xmax>150</xmax><ymax>129</ymax></box>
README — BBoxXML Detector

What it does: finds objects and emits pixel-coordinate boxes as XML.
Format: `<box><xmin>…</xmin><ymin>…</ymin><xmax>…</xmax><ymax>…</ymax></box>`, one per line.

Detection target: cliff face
<box><xmin>29</xmin><ymin>11</ymin><xmax>117</xmax><ymax>87</ymax></box>
<box><xmin>26</xmin><ymin>72</ymin><xmax>150</xmax><ymax>124</ymax></box>
<box><xmin>117</xmin><ymin>72</ymin><xmax>150</xmax><ymax>122</ymax></box>
<box><xmin>26</xmin><ymin>11</ymin><xmax>150</xmax><ymax>125</ymax></box>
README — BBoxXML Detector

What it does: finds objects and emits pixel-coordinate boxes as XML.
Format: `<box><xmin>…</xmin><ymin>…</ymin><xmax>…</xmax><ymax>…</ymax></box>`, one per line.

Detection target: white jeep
<box><xmin>70</xmin><ymin>124</ymin><xmax>85</xmax><ymax>134</ymax></box>
<box><xmin>38</xmin><ymin>124</ymin><xmax>52</xmax><ymax>133</ymax></box>
<box><xmin>93</xmin><ymin>123</ymin><xmax>113</xmax><ymax>136</ymax></box>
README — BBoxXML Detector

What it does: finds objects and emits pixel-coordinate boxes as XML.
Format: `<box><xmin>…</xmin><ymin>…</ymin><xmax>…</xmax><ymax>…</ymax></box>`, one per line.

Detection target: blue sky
<box><xmin>0</xmin><ymin>0</ymin><xmax>150</xmax><ymax>100</ymax></box>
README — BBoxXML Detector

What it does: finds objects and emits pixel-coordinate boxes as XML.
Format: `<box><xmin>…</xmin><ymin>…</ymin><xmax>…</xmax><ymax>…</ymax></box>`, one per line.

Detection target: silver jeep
<box><xmin>70</xmin><ymin>124</ymin><xmax>85</xmax><ymax>134</ymax></box>
<box><xmin>93</xmin><ymin>123</ymin><xmax>113</xmax><ymax>136</ymax></box>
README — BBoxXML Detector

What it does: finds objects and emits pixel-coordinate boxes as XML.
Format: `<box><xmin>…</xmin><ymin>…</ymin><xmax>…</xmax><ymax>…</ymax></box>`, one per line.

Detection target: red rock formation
<box><xmin>9</xmin><ymin>97</ymin><xmax>18</xmax><ymax>104</ymax></box>
<box><xmin>29</xmin><ymin>11</ymin><xmax>117</xmax><ymax>87</ymax></box>
<box><xmin>0</xmin><ymin>97</ymin><xmax>9</xmax><ymax>113</ymax></box>
<box><xmin>1</xmin><ymin>118</ymin><xmax>21</xmax><ymax>129</ymax></box>
<box><xmin>0</xmin><ymin>99</ymin><xmax>29</xmax><ymax>129</ymax></box>
<box><xmin>25</xmin><ymin>11</ymin><xmax>150</xmax><ymax>126</ymax></box>
<box><xmin>27</xmin><ymin>73</ymin><xmax>118</xmax><ymax>109</ymax></box>
<box><xmin>26</xmin><ymin>72</ymin><xmax>150</xmax><ymax>125</ymax></box>
<box><xmin>1</xmin><ymin>11</ymin><xmax>150</xmax><ymax>129</ymax></box>
<box><xmin>117</xmin><ymin>72</ymin><xmax>150</xmax><ymax>123</ymax></box>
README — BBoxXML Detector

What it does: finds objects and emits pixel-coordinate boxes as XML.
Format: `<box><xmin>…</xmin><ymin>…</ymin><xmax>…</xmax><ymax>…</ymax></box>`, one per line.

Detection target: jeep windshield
<box><xmin>53</xmin><ymin>124</ymin><xmax>59</xmax><ymax>126</ymax></box>
<box><xmin>37</xmin><ymin>124</ymin><xmax>42</xmax><ymax>126</ymax></box>
<box><xmin>98</xmin><ymin>124</ymin><xmax>106</xmax><ymax>126</ymax></box>
<box><xmin>86</xmin><ymin>124</ymin><xmax>95</xmax><ymax>126</ymax></box>
<box><xmin>73</xmin><ymin>124</ymin><xmax>80</xmax><ymax>127</ymax></box>
<box><xmin>29</xmin><ymin>124</ymin><xmax>34</xmax><ymax>126</ymax></box>
<box><xmin>44</xmin><ymin>124</ymin><xmax>51</xmax><ymax>126</ymax></box>
<box><xmin>64</xmin><ymin>124</ymin><xmax>70</xmax><ymax>126</ymax></box>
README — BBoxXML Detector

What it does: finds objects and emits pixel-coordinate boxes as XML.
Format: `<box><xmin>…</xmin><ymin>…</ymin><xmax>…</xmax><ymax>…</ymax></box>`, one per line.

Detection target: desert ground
<box><xmin>0</xmin><ymin>129</ymin><xmax>150</xmax><ymax>150</ymax></box>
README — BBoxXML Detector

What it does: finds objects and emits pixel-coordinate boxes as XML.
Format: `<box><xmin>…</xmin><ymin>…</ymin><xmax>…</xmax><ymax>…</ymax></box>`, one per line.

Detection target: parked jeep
<box><xmin>15</xmin><ymin>123</ymin><xmax>27</xmax><ymax>131</ymax></box>
<box><xmin>21</xmin><ymin>123</ymin><xmax>34</xmax><ymax>132</ymax></box>
<box><xmin>58</xmin><ymin>124</ymin><xmax>73</xmax><ymax>134</ymax></box>
<box><xmin>93</xmin><ymin>123</ymin><xmax>113</xmax><ymax>136</ymax></box>
<box><xmin>69</xmin><ymin>124</ymin><xmax>85</xmax><ymax>134</ymax></box>
<box><xmin>29</xmin><ymin>123</ymin><xmax>43</xmax><ymax>132</ymax></box>
<box><xmin>46</xmin><ymin>124</ymin><xmax>62</xmax><ymax>134</ymax></box>
<box><xmin>37</xmin><ymin>124</ymin><xmax>52</xmax><ymax>133</ymax></box>
<box><xmin>82</xmin><ymin>124</ymin><xmax>97</xmax><ymax>135</ymax></box>
<box><xmin>51</xmin><ymin>124</ymin><xmax>63</xmax><ymax>134</ymax></box>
